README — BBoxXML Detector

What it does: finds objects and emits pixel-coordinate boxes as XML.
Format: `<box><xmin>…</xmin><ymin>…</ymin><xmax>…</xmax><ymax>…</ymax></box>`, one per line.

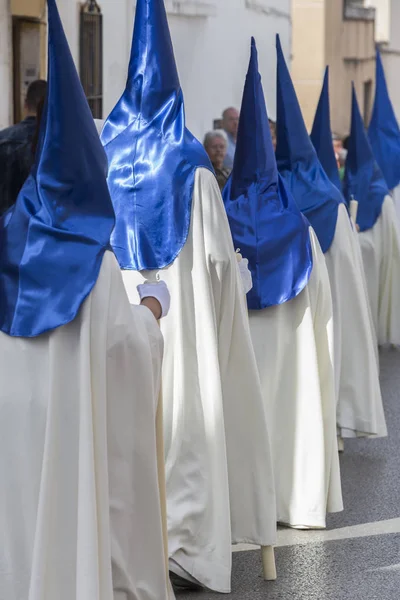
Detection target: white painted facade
<box><xmin>0</xmin><ymin>0</ymin><xmax>292</xmax><ymax>139</ymax></box>
<box><xmin>58</xmin><ymin>0</ymin><xmax>292</xmax><ymax>139</ymax></box>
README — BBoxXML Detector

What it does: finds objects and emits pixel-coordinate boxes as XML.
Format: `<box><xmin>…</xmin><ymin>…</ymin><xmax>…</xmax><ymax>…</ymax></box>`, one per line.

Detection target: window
<box><xmin>80</xmin><ymin>0</ymin><xmax>103</xmax><ymax>119</ymax></box>
<box><xmin>344</xmin><ymin>0</ymin><xmax>375</xmax><ymax>21</ymax></box>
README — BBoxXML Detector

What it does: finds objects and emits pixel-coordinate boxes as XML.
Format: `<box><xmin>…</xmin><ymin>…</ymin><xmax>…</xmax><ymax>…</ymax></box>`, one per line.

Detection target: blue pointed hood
<box><xmin>222</xmin><ymin>38</ymin><xmax>313</xmax><ymax>309</ymax></box>
<box><xmin>368</xmin><ymin>48</ymin><xmax>400</xmax><ymax>190</ymax></box>
<box><xmin>311</xmin><ymin>67</ymin><xmax>343</xmax><ymax>192</ymax></box>
<box><xmin>275</xmin><ymin>35</ymin><xmax>342</xmax><ymax>253</ymax></box>
<box><xmin>344</xmin><ymin>84</ymin><xmax>388</xmax><ymax>232</ymax></box>
<box><xmin>0</xmin><ymin>0</ymin><xmax>115</xmax><ymax>337</ymax></box>
<box><xmin>101</xmin><ymin>0</ymin><xmax>211</xmax><ymax>271</ymax></box>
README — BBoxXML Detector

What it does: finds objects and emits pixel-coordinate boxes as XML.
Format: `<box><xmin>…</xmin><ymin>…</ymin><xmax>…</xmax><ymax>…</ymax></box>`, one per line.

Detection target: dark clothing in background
<box><xmin>0</xmin><ymin>117</ymin><xmax>36</xmax><ymax>215</ymax></box>
<box><xmin>213</xmin><ymin>166</ymin><xmax>231</xmax><ymax>192</ymax></box>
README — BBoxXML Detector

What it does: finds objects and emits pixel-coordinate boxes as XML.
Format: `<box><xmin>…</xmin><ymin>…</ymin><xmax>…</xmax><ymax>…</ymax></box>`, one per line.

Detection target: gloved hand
<box><xmin>237</xmin><ymin>257</ymin><xmax>253</xmax><ymax>295</ymax></box>
<box><xmin>137</xmin><ymin>280</ymin><xmax>171</xmax><ymax>319</ymax></box>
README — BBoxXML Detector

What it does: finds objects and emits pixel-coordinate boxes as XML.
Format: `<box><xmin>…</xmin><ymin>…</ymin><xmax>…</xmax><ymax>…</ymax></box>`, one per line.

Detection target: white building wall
<box><xmin>57</xmin><ymin>0</ymin><xmax>292</xmax><ymax>141</ymax></box>
<box><xmin>0</xmin><ymin>0</ymin><xmax>12</xmax><ymax>129</ymax></box>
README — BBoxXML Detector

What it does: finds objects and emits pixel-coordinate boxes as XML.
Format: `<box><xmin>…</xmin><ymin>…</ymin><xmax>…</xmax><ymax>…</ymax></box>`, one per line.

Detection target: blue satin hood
<box><xmin>344</xmin><ymin>84</ymin><xmax>388</xmax><ymax>233</ymax></box>
<box><xmin>101</xmin><ymin>0</ymin><xmax>211</xmax><ymax>271</ymax></box>
<box><xmin>368</xmin><ymin>49</ymin><xmax>400</xmax><ymax>190</ymax></box>
<box><xmin>311</xmin><ymin>67</ymin><xmax>343</xmax><ymax>193</ymax></box>
<box><xmin>275</xmin><ymin>35</ymin><xmax>341</xmax><ymax>254</ymax></box>
<box><xmin>223</xmin><ymin>38</ymin><xmax>313</xmax><ymax>310</ymax></box>
<box><xmin>0</xmin><ymin>0</ymin><xmax>115</xmax><ymax>338</ymax></box>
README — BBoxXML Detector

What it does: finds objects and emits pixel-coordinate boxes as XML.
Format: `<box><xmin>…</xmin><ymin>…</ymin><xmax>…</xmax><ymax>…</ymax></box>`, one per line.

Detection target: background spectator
<box><xmin>221</xmin><ymin>107</ymin><xmax>239</xmax><ymax>169</ymax></box>
<box><xmin>204</xmin><ymin>129</ymin><xmax>231</xmax><ymax>191</ymax></box>
<box><xmin>0</xmin><ymin>80</ymin><xmax>47</xmax><ymax>215</ymax></box>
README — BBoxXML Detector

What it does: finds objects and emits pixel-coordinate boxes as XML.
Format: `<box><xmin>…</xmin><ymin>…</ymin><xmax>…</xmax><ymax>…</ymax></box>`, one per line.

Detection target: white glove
<box><xmin>137</xmin><ymin>280</ymin><xmax>171</xmax><ymax>318</ymax></box>
<box><xmin>237</xmin><ymin>257</ymin><xmax>253</xmax><ymax>295</ymax></box>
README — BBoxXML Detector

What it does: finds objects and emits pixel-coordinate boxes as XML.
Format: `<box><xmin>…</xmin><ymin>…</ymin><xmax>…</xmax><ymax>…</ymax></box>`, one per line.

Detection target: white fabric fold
<box><xmin>0</xmin><ymin>252</ymin><xmax>170</xmax><ymax>600</ymax></box>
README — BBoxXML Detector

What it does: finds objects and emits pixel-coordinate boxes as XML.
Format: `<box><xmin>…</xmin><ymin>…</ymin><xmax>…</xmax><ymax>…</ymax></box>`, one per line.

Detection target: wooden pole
<box><xmin>262</xmin><ymin>545</ymin><xmax>277</xmax><ymax>581</ymax></box>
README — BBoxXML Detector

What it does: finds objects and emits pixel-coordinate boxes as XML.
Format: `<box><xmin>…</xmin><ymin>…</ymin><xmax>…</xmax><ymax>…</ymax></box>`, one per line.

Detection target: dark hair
<box><xmin>26</xmin><ymin>80</ymin><xmax>47</xmax><ymax>113</ymax></box>
<box><xmin>342</xmin><ymin>135</ymin><xmax>350</xmax><ymax>151</ymax></box>
<box><xmin>31</xmin><ymin>98</ymin><xmax>45</xmax><ymax>157</ymax></box>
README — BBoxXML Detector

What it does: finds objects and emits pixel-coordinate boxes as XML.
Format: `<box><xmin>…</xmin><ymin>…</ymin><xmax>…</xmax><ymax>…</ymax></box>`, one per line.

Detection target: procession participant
<box><xmin>368</xmin><ymin>49</ymin><xmax>400</xmax><ymax>224</ymax></box>
<box><xmin>223</xmin><ymin>38</ymin><xmax>342</xmax><ymax>529</ymax></box>
<box><xmin>345</xmin><ymin>85</ymin><xmax>400</xmax><ymax>347</ymax></box>
<box><xmin>100</xmin><ymin>0</ymin><xmax>277</xmax><ymax>591</ymax></box>
<box><xmin>311</xmin><ymin>68</ymin><xmax>344</xmax><ymax>194</ymax></box>
<box><xmin>276</xmin><ymin>37</ymin><xmax>387</xmax><ymax>440</ymax></box>
<box><xmin>311</xmin><ymin>67</ymin><xmax>379</xmax><ymax>360</ymax></box>
<box><xmin>0</xmin><ymin>1</ymin><xmax>171</xmax><ymax>599</ymax></box>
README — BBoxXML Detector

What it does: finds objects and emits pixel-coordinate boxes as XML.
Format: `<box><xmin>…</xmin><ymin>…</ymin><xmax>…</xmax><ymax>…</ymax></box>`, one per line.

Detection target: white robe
<box><xmin>358</xmin><ymin>195</ymin><xmax>400</xmax><ymax>346</ymax></box>
<box><xmin>123</xmin><ymin>167</ymin><xmax>277</xmax><ymax>593</ymax></box>
<box><xmin>324</xmin><ymin>204</ymin><xmax>387</xmax><ymax>438</ymax></box>
<box><xmin>249</xmin><ymin>229</ymin><xmax>343</xmax><ymax>528</ymax></box>
<box><xmin>0</xmin><ymin>251</ymin><xmax>170</xmax><ymax>600</ymax></box>
<box><xmin>391</xmin><ymin>184</ymin><xmax>400</xmax><ymax>226</ymax></box>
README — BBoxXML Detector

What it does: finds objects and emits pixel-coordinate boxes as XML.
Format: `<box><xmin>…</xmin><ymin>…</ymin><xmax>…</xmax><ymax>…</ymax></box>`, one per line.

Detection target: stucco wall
<box><xmin>57</xmin><ymin>0</ymin><xmax>292</xmax><ymax>140</ymax></box>
<box><xmin>0</xmin><ymin>0</ymin><xmax>292</xmax><ymax>138</ymax></box>
<box><xmin>291</xmin><ymin>0</ymin><xmax>325</xmax><ymax>132</ymax></box>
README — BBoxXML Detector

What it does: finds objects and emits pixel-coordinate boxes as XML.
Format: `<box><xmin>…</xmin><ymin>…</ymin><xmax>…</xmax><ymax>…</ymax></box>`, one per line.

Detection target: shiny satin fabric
<box><xmin>223</xmin><ymin>38</ymin><xmax>312</xmax><ymax>309</ymax></box>
<box><xmin>0</xmin><ymin>0</ymin><xmax>115</xmax><ymax>337</ymax></box>
<box><xmin>344</xmin><ymin>85</ymin><xmax>388</xmax><ymax>233</ymax></box>
<box><xmin>101</xmin><ymin>0</ymin><xmax>211</xmax><ymax>271</ymax></box>
<box><xmin>275</xmin><ymin>35</ymin><xmax>342</xmax><ymax>254</ymax></box>
<box><xmin>311</xmin><ymin>67</ymin><xmax>343</xmax><ymax>193</ymax></box>
<box><xmin>368</xmin><ymin>49</ymin><xmax>400</xmax><ymax>191</ymax></box>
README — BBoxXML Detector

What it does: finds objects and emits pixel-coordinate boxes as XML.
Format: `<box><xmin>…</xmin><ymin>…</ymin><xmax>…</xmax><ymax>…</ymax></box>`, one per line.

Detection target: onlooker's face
<box><xmin>206</xmin><ymin>136</ymin><xmax>227</xmax><ymax>170</ymax></box>
<box><xmin>222</xmin><ymin>109</ymin><xmax>239</xmax><ymax>139</ymax></box>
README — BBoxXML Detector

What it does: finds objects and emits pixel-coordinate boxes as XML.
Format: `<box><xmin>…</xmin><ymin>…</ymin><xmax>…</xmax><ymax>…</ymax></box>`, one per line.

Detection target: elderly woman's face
<box><xmin>206</xmin><ymin>136</ymin><xmax>227</xmax><ymax>169</ymax></box>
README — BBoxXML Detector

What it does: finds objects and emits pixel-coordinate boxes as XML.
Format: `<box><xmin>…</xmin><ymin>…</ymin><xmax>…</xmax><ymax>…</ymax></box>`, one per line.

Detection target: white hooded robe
<box><xmin>249</xmin><ymin>228</ymin><xmax>343</xmax><ymax>528</ymax></box>
<box><xmin>324</xmin><ymin>204</ymin><xmax>387</xmax><ymax>438</ymax></box>
<box><xmin>358</xmin><ymin>195</ymin><xmax>400</xmax><ymax>346</ymax></box>
<box><xmin>122</xmin><ymin>167</ymin><xmax>277</xmax><ymax>593</ymax></box>
<box><xmin>0</xmin><ymin>251</ymin><xmax>171</xmax><ymax>600</ymax></box>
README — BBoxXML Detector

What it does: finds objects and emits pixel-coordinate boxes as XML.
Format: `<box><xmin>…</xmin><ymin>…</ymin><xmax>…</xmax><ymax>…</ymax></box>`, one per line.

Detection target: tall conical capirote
<box><xmin>368</xmin><ymin>48</ymin><xmax>400</xmax><ymax>190</ymax></box>
<box><xmin>310</xmin><ymin>67</ymin><xmax>342</xmax><ymax>192</ymax></box>
<box><xmin>223</xmin><ymin>38</ymin><xmax>312</xmax><ymax>309</ymax></box>
<box><xmin>0</xmin><ymin>0</ymin><xmax>115</xmax><ymax>337</ymax></box>
<box><xmin>101</xmin><ymin>0</ymin><xmax>212</xmax><ymax>271</ymax></box>
<box><xmin>344</xmin><ymin>84</ymin><xmax>389</xmax><ymax>232</ymax></box>
<box><xmin>275</xmin><ymin>34</ymin><xmax>342</xmax><ymax>253</ymax></box>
